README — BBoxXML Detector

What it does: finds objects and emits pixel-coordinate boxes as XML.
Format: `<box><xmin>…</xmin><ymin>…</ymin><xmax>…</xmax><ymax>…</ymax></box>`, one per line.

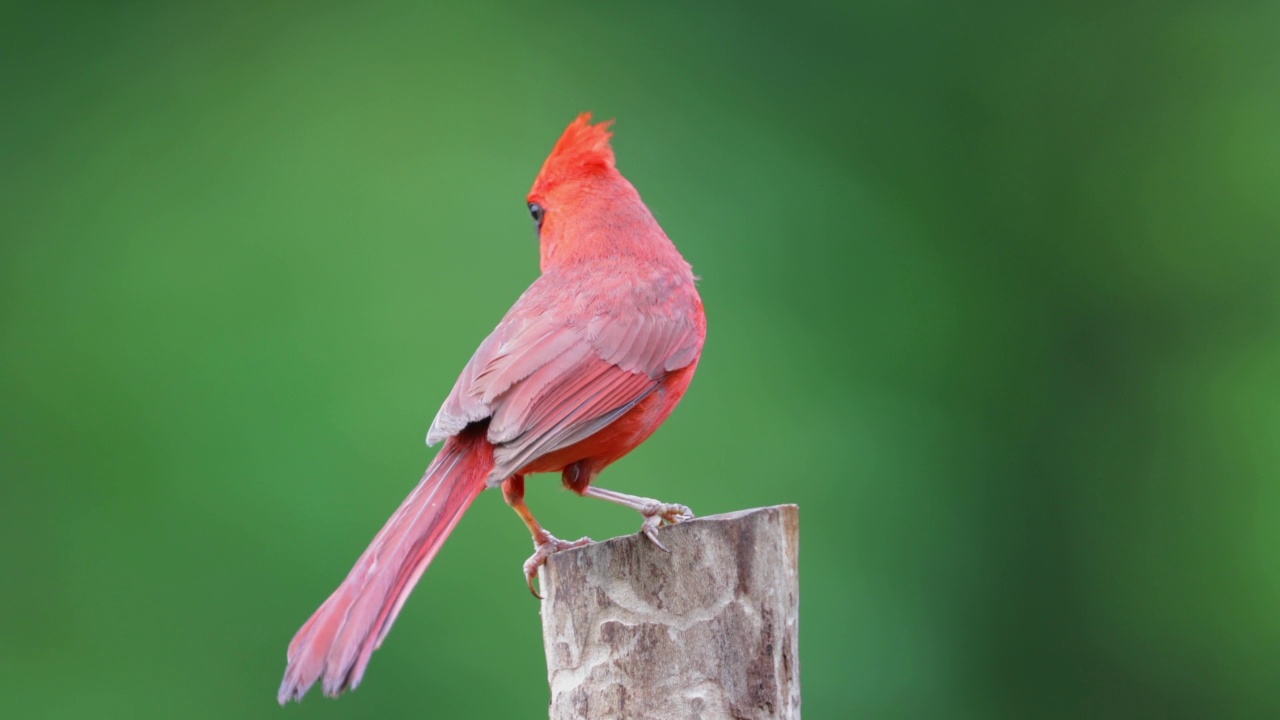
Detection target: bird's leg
<box><xmin>579</xmin><ymin>485</ymin><xmax>694</xmax><ymax>552</ymax></box>
<box><xmin>501</xmin><ymin>475</ymin><xmax>592</xmax><ymax>598</ymax></box>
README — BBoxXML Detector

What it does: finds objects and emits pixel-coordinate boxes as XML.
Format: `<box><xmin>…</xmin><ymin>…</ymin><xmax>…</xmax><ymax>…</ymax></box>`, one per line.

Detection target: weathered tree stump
<box><xmin>540</xmin><ymin>505</ymin><xmax>801</xmax><ymax>720</ymax></box>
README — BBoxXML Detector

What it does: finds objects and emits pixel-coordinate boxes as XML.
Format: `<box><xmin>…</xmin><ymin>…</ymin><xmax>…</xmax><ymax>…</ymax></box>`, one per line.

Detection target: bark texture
<box><xmin>541</xmin><ymin>505</ymin><xmax>800</xmax><ymax>720</ymax></box>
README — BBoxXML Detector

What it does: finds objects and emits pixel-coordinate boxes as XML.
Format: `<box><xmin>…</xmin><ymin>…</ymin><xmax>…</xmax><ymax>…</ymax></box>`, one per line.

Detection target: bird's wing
<box><xmin>426</xmin><ymin>275</ymin><xmax>701</xmax><ymax>482</ymax></box>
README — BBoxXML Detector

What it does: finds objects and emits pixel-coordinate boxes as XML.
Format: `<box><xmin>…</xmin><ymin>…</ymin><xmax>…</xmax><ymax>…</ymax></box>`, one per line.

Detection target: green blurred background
<box><xmin>2</xmin><ymin>1</ymin><xmax>1278</xmax><ymax>717</ymax></box>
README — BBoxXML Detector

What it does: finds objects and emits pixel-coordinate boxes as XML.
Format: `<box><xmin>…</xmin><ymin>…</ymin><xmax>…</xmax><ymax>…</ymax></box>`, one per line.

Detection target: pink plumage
<box><xmin>279</xmin><ymin>113</ymin><xmax>705</xmax><ymax>703</ymax></box>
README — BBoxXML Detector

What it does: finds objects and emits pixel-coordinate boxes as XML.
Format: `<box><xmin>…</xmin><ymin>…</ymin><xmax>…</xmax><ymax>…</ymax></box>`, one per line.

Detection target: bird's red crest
<box><xmin>531</xmin><ymin>113</ymin><xmax>616</xmax><ymax>196</ymax></box>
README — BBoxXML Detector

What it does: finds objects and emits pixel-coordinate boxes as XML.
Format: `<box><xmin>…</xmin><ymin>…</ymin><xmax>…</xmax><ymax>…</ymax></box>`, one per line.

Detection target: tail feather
<box><xmin>278</xmin><ymin>433</ymin><xmax>492</xmax><ymax>704</ymax></box>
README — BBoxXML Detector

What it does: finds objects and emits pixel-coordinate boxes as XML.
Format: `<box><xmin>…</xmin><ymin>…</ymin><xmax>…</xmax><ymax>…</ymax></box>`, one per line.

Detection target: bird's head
<box><xmin>526</xmin><ymin>113</ymin><xmax>661</xmax><ymax>269</ymax></box>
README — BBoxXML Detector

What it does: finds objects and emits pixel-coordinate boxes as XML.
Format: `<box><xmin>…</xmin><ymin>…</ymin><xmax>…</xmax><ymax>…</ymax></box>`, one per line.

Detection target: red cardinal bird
<box><xmin>278</xmin><ymin>113</ymin><xmax>706</xmax><ymax>703</ymax></box>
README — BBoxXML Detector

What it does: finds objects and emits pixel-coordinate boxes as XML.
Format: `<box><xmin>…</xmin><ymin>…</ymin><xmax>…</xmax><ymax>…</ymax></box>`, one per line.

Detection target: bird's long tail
<box><xmin>278</xmin><ymin>429</ymin><xmax>493</xmax><ymax>704</ymax></box>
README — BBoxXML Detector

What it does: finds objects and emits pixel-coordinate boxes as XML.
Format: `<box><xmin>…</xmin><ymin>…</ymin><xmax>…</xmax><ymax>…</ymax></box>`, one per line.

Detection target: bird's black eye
<box><xmin>528</xmin><ymin>202</ymin><xmax>545</xmax><ymax>233</ymax></box>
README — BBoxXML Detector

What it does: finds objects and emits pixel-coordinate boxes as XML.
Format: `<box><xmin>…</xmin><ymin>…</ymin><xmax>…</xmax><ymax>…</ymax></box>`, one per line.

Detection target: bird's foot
<box><xmin>638</xmin><ymin>501</ymin><xmax>695</xmax><ymax>552</ymax></box>
<box><xmin>523</xmin><ymin>529</ymin><xmax>593</xmax><ymax>599</ymax></box>
<box><xmin>579</xmin><ymin>486</ymin><xmax>694</xmax><ymax>550</ymax></box>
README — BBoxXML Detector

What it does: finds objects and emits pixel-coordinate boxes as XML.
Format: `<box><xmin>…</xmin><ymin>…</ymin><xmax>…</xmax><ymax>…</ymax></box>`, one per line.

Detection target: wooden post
<box><xmin>540</xmin><ymin>505</ymin><xmax>801</xmax><ymax>720</ymax></box>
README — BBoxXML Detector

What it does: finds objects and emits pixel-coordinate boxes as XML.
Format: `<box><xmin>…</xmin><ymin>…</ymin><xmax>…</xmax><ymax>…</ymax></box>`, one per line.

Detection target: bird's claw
<box><xmin>523</xmin><ymin>530</ymin><xmax>593</xmax><ymax>599</ymax></box>
<box><xmin>638</xmin><ymin>502</ymin><xmax>694</xmax><ymax>552</ymax></box>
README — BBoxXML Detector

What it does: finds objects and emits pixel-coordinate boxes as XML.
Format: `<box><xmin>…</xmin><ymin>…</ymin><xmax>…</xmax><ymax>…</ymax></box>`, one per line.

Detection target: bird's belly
<box><xmin>516</xmin><ymin>362</ymin><xmax>698</xmax><ymax>479</ymax></box>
